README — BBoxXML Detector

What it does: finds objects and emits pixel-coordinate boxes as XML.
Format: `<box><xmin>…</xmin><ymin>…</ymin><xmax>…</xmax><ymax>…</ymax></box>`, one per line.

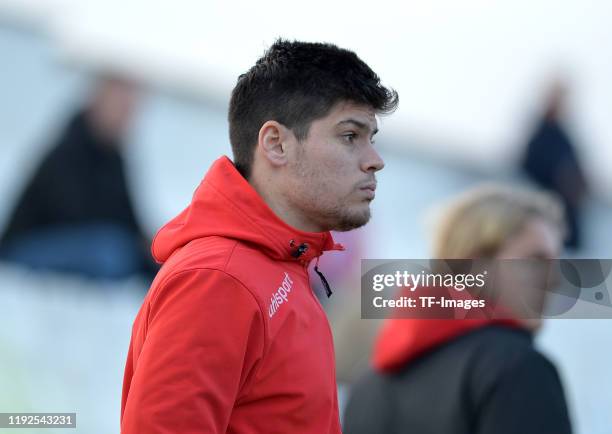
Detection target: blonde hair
<box><xmin>433</xmin><ymin>184</ymin><xmax>566</xmax><ymax>259</ymax></box>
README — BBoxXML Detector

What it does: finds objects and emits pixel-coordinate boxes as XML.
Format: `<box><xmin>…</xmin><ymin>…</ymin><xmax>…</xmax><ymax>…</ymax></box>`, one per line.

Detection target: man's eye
<box><xmin>343</xmin><ymin>133</ymin><xmax>357</xmax><ymax>143</ymax></box>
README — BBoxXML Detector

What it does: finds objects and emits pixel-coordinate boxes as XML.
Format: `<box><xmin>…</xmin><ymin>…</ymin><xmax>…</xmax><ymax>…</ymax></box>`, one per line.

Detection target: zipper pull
<box><xmin>314</xmin><ymin>256</ymin><xmax>333</xmax><ymax>298</ymax></box>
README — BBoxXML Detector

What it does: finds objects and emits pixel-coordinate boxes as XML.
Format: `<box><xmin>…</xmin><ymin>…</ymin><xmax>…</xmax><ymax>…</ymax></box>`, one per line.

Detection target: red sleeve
<box><xmin>121</xmin><ymin>268</ymin><xmax>265</xmax><ymax>434</ymax></box>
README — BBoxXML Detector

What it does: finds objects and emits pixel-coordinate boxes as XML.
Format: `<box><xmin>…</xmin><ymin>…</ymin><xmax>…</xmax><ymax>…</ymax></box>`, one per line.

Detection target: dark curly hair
<box><xmin>228</xmin><ymin>39</ymin><xmax>399</xmax><ymax>179</ymax></box>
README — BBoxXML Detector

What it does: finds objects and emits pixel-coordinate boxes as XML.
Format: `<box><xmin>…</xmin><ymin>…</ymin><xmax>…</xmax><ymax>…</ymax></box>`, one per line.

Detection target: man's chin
<box><xmin>331</xmin><ymin>207</ymin><xmax>371</xmax><ymax>232</ymax></box>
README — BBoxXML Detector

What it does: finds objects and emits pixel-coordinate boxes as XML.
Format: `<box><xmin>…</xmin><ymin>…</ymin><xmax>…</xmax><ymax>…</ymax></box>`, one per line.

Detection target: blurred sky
<box><xmin>1</xmin><ymin>0</ymin><xmax>611</xmax><ymax>198</ymax></box>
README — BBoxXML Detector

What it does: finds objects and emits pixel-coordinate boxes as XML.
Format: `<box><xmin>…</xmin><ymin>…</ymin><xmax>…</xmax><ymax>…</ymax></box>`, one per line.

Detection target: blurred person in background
<box><xmin>120</xmin><ymin>39</ymin><xmax>397</xmax><ymax>434</ymax></box>
<box><xmin>343</xmin><ymin>184</ymin><xmax>572</xmax><ymax>434</ymax></box>
<box><xmin>0</xmin><ymin>75</ymin><xmax>157</xmax><ymax>280</ymax></box>
<box><xmin>522</xmin><ymin>79</ymin><xmax>588</xmax><ymax>249</ymax></box>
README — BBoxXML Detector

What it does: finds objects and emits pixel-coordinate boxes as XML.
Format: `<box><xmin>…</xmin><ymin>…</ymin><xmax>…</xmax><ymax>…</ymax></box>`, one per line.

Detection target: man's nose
<box><xmin>361</xmin><ymin>146</ymin><xmax>385</xmax><ymax>173</ymax></box>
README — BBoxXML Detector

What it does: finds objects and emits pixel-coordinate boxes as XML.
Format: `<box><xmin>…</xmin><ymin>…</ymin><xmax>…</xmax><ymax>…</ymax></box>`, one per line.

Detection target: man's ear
<box><xmin>257</xmin><ymin>120</ymin><xmax>291</xmax><ymax>167</ymax></box>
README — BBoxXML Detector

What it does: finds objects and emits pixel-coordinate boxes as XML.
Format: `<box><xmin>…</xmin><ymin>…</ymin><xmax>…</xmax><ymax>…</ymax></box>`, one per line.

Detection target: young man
<box><xmin>120</xmin><ymin>40</ymin><xmax>398</xmax><ymax>433</ymax></box>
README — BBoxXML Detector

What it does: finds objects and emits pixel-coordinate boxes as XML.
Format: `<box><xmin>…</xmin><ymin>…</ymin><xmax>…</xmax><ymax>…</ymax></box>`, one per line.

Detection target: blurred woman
<box><xmin>343</xmin><ymin>184</ymin><xmax>572</xmax><ymax>434</ymax></box>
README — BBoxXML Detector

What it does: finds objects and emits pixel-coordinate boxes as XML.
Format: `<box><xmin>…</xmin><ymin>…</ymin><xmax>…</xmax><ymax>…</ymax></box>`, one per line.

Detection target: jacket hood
<box><xmin>152</xmin><ymin>156</ymin><xmax>344</xmax><ymax>264</ymax></box>
<box><xmin>372</xmin><ymin>286</ymin><xmax>522</xmax><ymax>373</ymax></box>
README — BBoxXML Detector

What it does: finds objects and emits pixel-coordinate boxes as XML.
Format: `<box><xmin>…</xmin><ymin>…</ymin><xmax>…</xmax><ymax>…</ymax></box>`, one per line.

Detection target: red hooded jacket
<box><xmin>121</xmin><ymin>156</ymin><xmax>344</xmax><ymax>433</ymax></box>
<box><xmin>372</xmin><ymin>286</ymin><xmax>520</xmax><ymax>372</ymax></box>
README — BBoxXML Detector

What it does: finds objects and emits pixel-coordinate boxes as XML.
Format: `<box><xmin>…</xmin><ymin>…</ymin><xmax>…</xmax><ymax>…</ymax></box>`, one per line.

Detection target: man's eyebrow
<box><xmin>337</xmin><ymin>119</ymin><xmax>379</xmax><ymax>135</ymax></box>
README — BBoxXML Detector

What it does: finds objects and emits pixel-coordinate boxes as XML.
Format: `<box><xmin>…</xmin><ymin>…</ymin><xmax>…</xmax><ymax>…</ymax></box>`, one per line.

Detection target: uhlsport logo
<box><xmin>268</xmin><ymin>272</ymin><xmax>294</xmax><ymax>318</ymax></box>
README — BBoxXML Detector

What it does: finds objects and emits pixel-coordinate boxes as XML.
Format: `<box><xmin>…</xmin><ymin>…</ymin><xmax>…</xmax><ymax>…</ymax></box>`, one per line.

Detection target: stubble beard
<box><xmin>300</xmin><ymin>193</ymin><xmax>372</xmax><ymax>232</ymax></box>
<box><xmin>290</xmin><ymin>155</ymin><xmax>372</xmax><ymax>232</ymax></box>
<box><xmin>330</xmin><ymin>203</ymin><xmax>372</xmax><ymax>231</ymax></box>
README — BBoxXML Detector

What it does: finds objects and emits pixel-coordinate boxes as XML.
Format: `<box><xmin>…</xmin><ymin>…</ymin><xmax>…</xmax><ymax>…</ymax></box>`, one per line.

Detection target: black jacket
<box><xmin>344</xmin><ymin>326</ymin><xmax>572</xmax><ymax>434</ymax></box>
<box><xmin>522</xmin><ymin>118</ymin><xmax>587</xmax><ymax>248</ymax></box>
<box><xmin>1</xmin><ymin>109</ymin><xmax>156</xmax><ymax>275</ymax></box>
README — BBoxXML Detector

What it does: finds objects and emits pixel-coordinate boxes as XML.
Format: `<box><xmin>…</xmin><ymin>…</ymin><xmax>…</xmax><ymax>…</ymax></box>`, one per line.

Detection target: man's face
<box><xmin>282</xmin><ymin>101</ymin><xmax>384</xmax><ymax>232</ymax></box>
<box><xmin>90</xmin><ymin>78</ymin><xmax>140</xmax><ymax>145</ymax></box>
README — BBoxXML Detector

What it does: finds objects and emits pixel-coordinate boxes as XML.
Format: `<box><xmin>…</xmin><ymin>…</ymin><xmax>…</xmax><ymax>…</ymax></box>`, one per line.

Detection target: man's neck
<box><xmin>248</xmin><ymin>175</ymin><xmax>324</xmax><ymax>233</ymax></box>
